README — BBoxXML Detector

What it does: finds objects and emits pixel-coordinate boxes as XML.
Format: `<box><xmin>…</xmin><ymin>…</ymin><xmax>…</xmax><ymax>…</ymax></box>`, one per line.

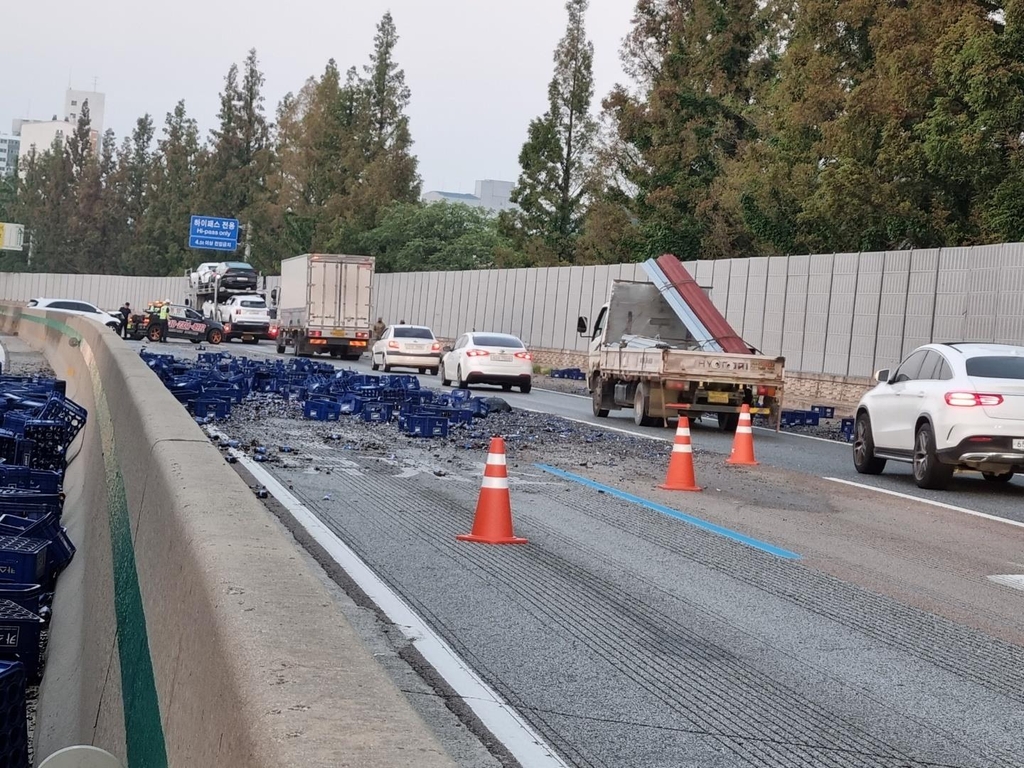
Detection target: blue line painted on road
<box><xmin>535</xmin><ymin>464</ymin><xmax>801</xmax><ymax>560</ymax></box>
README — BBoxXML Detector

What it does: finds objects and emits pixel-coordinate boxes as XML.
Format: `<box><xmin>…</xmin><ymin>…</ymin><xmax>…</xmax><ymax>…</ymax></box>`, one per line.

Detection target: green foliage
<box><xmin>503</xmin><ymin>0</ymin><xmax>597</xmax><ymax>263</ymax></box>
<box><xmin>360</xmin><ymin>201</ymin><xmax>511</xmax><ymax>272</ymax></box>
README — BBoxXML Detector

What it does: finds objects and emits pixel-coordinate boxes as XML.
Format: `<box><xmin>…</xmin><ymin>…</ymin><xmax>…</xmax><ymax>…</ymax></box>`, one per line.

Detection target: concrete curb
<box><xmin>0</xmin><ymin>305</ymin><xmax>458</xmax><ymax>768</ymax></box>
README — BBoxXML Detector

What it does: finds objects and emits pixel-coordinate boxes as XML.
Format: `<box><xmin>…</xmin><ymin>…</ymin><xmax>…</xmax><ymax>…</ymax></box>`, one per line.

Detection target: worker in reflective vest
<box><xmin>158</xmin><ymin>302</ymin><xmax>170</xmax><ymax>342</ymax></box>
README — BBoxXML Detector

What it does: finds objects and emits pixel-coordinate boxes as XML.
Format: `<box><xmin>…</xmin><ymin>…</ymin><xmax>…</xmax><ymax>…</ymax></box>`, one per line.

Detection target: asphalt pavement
<box><xmin>134</xmin><ymin>339</ymin><xmax>1024</xmax><ymax>767</ymax></box>
<box><xmin>183</xmin><ymin>338</ymin><xmax>1022</xmax><ymax>523</ymax></box>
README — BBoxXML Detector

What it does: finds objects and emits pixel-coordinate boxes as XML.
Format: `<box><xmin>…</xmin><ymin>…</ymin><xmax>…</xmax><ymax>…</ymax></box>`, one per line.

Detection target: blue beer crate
<box><xmin>780</xmin><ymin>410</ymin><xmax>803</xmax><ymax>428</ymax></box>
<box><xmin>303</xmin><ymin>400</ymin><xmax>341</xmax><ymax>421</ymax></box>
<box><xmin>0</xmin><ymin>538</ymin><xmax>48</xmax><ymax>585</ymax></box>
<box><xmin>402</xmin><ymin>414</ymin><xmax>449</xmax><ymax>438</ymax></box>
<box><xmin>361</xmin><ymin>402</ymin><xmax>394</xmax><ymax>423</ymax></box>
<box><xmin>0</xmin><ymin>514</ymin><xmax>74</xmax><ymax>575</ymax></box>
<box><xmin>811</xmin><ymin>404</ymin><xmax>836</xmax><ymax>419</ymax></box>
<box><xmin>192</xmin><ymin>398</ymin><xmax>230</xmax><ymax>420</ymax></box>
<box><xmin>0</xmin><ymin>601</ymin><xmax>45</xmax><ymax>678</ymax></box>
<box><xmin>336</xmin><ymin>395</ymin><xmax>364</xmax><ymax>415</ymax></box>
<box><xmin>0</xmin><ymin>660</ymin><xmax>28</xmax><ymax>764</ymax></box>
<box><xmin>841</xmin><ymin>418</ymin><xmax>855</xmax><ymax>442</ymax></box>
<box><xmin>0</xmin><ymin>490</ymin><xmax>62</xmax><ymax>520</ymax></box>
<box><xmin>0</xmin><ymin>584</ymin><xmax>47</xmax><ymax>617</ymax></box>
<box><xmin>800</xmin><ymin>410</ymin><xmax>820</xmax><ymax>427</ymax></box>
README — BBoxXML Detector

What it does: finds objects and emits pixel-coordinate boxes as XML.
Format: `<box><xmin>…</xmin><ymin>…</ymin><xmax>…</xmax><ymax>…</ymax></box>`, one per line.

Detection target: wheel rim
<box><xmin>210</xmin><ymin>330</ymin><xmax>222</xmax><ymax>344</ymax></box>
<box><xmin>853</xmin><ymin>418</ymin><xmax>869</xmax><ymax>464</ymax></box>
<box><xmin>913</xmin><ymin>430</ymin><xmax>929</xmax><ymax>479</ymax></box>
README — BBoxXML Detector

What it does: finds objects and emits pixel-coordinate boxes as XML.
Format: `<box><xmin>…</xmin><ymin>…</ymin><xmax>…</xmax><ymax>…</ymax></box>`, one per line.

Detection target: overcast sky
<box><xmin>0</xmin><ymin>0</ymin><xmax>635</xmax><ymax>194</ymax></box>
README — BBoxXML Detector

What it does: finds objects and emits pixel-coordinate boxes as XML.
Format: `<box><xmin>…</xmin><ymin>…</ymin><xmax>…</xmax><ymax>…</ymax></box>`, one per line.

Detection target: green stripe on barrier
<box><xmin>2</xmin><ymin>309</ymin><xmax>168</xmax><ymax>767</ymax></box>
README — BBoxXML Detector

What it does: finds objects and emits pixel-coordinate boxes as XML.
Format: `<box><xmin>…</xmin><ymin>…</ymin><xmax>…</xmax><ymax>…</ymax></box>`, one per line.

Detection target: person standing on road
<box><xmin>158</xmin><ymin>301</ymin><xmax>170</xmax><ymax>342</ymax></box>
<box><xmin>373</xmin><ymin>317</ymin><xmax>386</xmax><ymax>340</ymax></box>
<box><xmin>118</xmin><ymin>302</ymin><xmax>131</xmax><ymax>339</ymax></box>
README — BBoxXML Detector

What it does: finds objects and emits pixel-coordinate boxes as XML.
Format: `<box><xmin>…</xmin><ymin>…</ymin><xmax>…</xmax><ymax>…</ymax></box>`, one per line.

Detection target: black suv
<box><xmin>213</xmin><ymin>262</ymin><xmax>258</xmax><ymax>293</ymax></box>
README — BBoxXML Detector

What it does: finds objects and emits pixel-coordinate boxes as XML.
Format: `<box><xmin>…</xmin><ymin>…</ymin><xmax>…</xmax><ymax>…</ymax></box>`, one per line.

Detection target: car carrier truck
<box><xmin>579</xmin><ymin>256</ymin><xmax>786</xmax><ymax>430</ymax></box>
<box><xmin>274</xmin><ymin>253</ymin><xmax>375</xmax><ymax>359</ymax></box>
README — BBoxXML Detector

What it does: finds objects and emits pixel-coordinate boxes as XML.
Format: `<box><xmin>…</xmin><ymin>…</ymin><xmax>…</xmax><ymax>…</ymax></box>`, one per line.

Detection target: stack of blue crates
<box><xmin>0</xmin><ymin>372</ymin><xmax>87</xmax><ymax>707</ymax></box>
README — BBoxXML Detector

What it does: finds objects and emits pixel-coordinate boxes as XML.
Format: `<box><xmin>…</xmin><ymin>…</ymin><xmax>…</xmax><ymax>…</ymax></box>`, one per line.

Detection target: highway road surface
<box><xmin>141</xmin><ymin>339</ymin><xmax>1024</xmax><ymax>767</ymax></box>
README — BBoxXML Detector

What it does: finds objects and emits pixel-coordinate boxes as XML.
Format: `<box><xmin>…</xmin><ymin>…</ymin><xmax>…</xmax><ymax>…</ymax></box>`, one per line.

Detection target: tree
<box><xmin>66</xmin><ymin>100</ymin><xmax>93</xmax><ymax>177</ymax></box>
<box><xmin>111</xmin><ymin>116</ymin><xmax>157</xmax><ymax>273</ymax></box>
<box><xmin>360</xmin><ymin>202</ymin><xmax>512</xmax><ymax>272</ymax></box>
<box><xmin>503</xmin><ymin>0</ymin><xmax>596</xmax><ymax>263</ymax></box>
<box><xmin>329</xmin><ymin>12</ymin><xmax>421</xmax><ymax>240</ymax></box>
<box><xmin>141</xmin><ymin>102</ymin><xmax>203</xmax><ymax>275</ymax></box>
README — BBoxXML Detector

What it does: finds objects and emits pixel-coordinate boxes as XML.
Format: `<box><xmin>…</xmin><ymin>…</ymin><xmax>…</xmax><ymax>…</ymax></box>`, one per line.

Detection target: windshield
<box><xmin>473</xmin><ymin>334</ymin><xmax>524</xmax><ymax>348</ymax></box>
<box><xmin>966</xmin><ymin>356</ymin><xmax>1024</xmax><ymax>380</ymax></box>
<box><xmin>239</xmin><ymin>299</ymin><xmax>267</xmax><ymax>308</ymax></box>
<box><xmin>224</xmin><ymin>262</ymin><xmax>253</xmax><ymax>270</ymax></box>
<box><xmin>394</xmin><ymin>327</ymin><xmax>433</xmax><ymax>339</ymax></box>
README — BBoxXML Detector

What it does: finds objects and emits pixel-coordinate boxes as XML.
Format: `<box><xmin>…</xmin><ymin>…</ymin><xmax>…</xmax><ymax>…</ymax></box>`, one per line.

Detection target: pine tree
<box><xmin>503</xmin><ymin>0</ymin><xmax>596</xmax><ymax>264</ymax></box>
<box><xmin>66</xmin><ymin>100</ymin><xmax>93</xmax><ymax>178</ymax></box>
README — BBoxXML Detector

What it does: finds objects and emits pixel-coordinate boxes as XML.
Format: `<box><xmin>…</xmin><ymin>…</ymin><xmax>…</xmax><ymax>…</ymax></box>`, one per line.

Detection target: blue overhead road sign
<box><xmin>189</xmin><ymin>215</ymin><xmax>239</xmax><ymax>251</ymax></box>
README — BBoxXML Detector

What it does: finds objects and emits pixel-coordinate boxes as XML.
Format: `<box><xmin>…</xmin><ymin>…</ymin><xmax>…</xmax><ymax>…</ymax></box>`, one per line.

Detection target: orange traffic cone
<box><xmin>726</xmin><ymin>404</ymin><xmax>758</xmax><ymax>466</ymax></box>
<box><xmin>457</xmin><ymin>437</ymin><xmax>528</xmax><ymax>545</ymax></box>
<box><xmin>659</xmin><ymin>417</ymin><xmax>701</xmax><ymax>491</ymax></box>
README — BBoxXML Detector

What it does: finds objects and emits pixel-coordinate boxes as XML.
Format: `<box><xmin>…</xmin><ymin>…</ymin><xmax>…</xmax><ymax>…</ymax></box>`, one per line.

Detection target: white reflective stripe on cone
<box><xmin>481</xmin><ymin>476</ymin><xmax>510</xmax><ymax>490</ymax></box>
<box><xmin>676</xmin><ymin>428</ymin><xmax>691</xmax><ymax>437</ymax></box>
<box><xmin>736</xmin><ymin>427</ymin><xmax>753</xmax><ymax>434</ymax></box>
<box><xmin>672</xmin><ymin>444</ymin><xmax>693</xmax><ymax>453</ymax></box>
<box><xmin>486</xmin><ymin>453</ymin><xmax>507</xmax><ymax>466</ymax></box>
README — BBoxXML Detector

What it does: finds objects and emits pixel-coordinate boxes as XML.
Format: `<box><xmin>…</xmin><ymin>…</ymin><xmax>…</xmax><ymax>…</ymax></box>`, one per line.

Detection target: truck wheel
<box><xmin>371</xmin><ymin>354</ymin><xmax>380</xmax><ymax>371</ymax></box>
<box><xmin>276</xmin><ymin>338</ymin><xmax>286</xmax><ymax>354</ymax></box>
<box><xmin>633</xmin><ymin>387</ymin><xmax>657</xmax><ymax>427</ymax></box>
<box><xmin>592</xmin><ymin>383</ymin><xmax>609</xmax><ymax>418</ymax></box>
<box><xmin>383</xmin><ymin>356</ymin><xmax>392</xmax><ymax>373</ymax></box>
<box><xmin>717</xmin><ymin>413</ymin><xmax>740</xmax><ymax>433</ymax></box>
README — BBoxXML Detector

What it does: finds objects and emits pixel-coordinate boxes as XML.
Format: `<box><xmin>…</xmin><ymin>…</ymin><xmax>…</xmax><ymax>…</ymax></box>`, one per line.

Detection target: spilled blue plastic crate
<box><xmin>0</xmin><ymin>584</ymin><xmax>47</xmax><ymax>618</ymax></box>
<box><xmin>303</xmin><ymin>400</ymin><xmax>341</xmax><ymax>422</ymax></box>
<box><xmin>361</xmin><ymin>402</ymin><xmax>394</xmax><ymax>423</ymax></box>
<box><xmin>0</xmin><ymin>514</ymin><xmax>74</xmax><ymax>575</ymax></box>
<box><xmin>841</xmin><ymin>418</ymin><xmax>855</xmax><ymax>442</ymax></box>
<box><xmin>337</xmin><ymin>395</ymin><xmax>363</xmax><ymax>415</ymax></box>
<box><xmin>402</xmin><ymin>414</ymin><xmax>449</xmax><ymax>438</ymax></box>
<box><xmin>811</xmin><ymin>404</ymin><xmax>836</xmax><ymax>419</ymax></box>
<box><xmin>0</xmin><ymin>660</ymin><xmax>28</xmax><ymax>764</ymax></box>
<box><xmin>192</xmin><ymin>398</ymin><xmax>230</xmax><ymax>420</ymax></box>
<box><xmin>551</xmin><ymin>368</ymin><xmax>586</xmax><ymax>380</ymax></box>
<box><xmin>0</xmin><ymin>601</ymin><xmax>45</xmax><ymax>678</ymax></box>
<box><xmin>0</xmin><ymin>538</ymin><xmax>48</xmax><ymax>585</ymax></box>
<box><xmin>0</xmin><ymin>490</ymin><xmax>62</xmax><ymax>520</ymax></box>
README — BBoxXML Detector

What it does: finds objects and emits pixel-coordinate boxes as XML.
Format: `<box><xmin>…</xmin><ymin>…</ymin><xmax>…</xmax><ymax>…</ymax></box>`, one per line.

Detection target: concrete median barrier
<box><xmin>0</xmin><ymin>305</ymin><xmax>457</xmax><ymax>768</ymax></box>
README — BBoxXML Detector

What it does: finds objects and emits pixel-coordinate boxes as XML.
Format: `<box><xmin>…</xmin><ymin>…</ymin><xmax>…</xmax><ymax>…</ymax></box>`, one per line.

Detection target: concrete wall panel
<box><xmin>933</xmin><ymin>247</ymin><xmax>972</xmax><ymax>342</ymax></box>
<box><xmin>903</xmin><ymin>248</ymin><xmax>940</xmax><ymax>355</ymax></box>
<box><xmin>782</xmin><ymin>256</ymin><xmax>809</xmax><ymax>371</ymax></box>
<box><xmin>848</xmin><ymin>251</ymin><xmax>885</xmax><ymax>377</ymax></box>
<box><xmin>823</xmin><ymin>253</ymin><xmax>859</xmax><ymax>375</ymax></box>
<box><xmin>964</xmin><ymin>244</ymin><xmax>1003</xmax><ymax>342</ymax></box>
<box><xmin>802</xmin><ymin>254</ymin><xmax>834</xmax><ymax>374</ymax></box>
<box><xmin>874</xmin><ymin>251</ymin><xmax>911</xmax><ymax>372</ymax></box>
<box><xmin>742</xmin><ymin>258</ymin><xmax>769</xmax><ymax>349</ymax></box>
<box><xmin>995</xmin><ymin>243</ymin><xmax>1024</xmax><ymax>343</ymax></box>
<box><xmin>712</xmin><ymin>259</ymin><xmax>732</xmax><ymax>316</ymax></box>
<box><xmin>726</xmin><ymin>259</ymin><xmax>748</xmax><ymax>333</ymax></box>
<box><xmin>761</xmin><ymin>257</ymin><xmax>788</xmax><ymax>357</ymax></box>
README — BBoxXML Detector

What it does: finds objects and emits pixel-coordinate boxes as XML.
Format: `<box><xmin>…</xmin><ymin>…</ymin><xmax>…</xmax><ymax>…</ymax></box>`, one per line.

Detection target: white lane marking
<box><xmin>755</xmin><ymin>427</ymin><xmax>846</xmax><ymax>445</ymax></box>
<box><xmin>824</xmin><ymin>477</ymin><xmax>1024</xmax><ymax>530</ymax></box>
<box><xmin>229</xmin><ymin>446</ymin><xmax>570</xmax><ymax>768</ymax></box>
<box><xmin>987</xmin><ymin>575</ymin><xmax>1024</xmax><ymax>591</ymax></box>
<box><xmin>533</xmin><ymin>387</ymin><xmax>589</xmax><ymax>400</ymax></box>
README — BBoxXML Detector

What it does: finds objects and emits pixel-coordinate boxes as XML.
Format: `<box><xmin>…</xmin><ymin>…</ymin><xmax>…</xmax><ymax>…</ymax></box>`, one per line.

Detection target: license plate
<box><xmin>331</xmin><ymin>330</ymin><xmax>346</xmax><ymax>337</ymax></box>
<box><xmin>707</xmin><ymin>391</ymin><xmax>730</xmax><ymax>404</ymax></box>
<box><xmin>408</xmin><ymin>345</ymin><xmax>426</xmax><ymax>352</ymax></box>
<box><xmin>1014</xmin><ymin>439</ymin><xmax>1024</xmax><ymax>450</ymax></box>
<box><xmin>492</xmin><ymin>354</ymin><xmax>512</xmax><ymax>362</ymax></box>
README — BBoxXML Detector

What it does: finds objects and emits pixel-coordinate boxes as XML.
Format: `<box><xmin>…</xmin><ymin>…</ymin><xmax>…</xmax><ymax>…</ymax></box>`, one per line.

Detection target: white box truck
<box><xmin>273</xmin><ymin>254</ymin><xmax>375</xmax><ymax>359</ymax></box>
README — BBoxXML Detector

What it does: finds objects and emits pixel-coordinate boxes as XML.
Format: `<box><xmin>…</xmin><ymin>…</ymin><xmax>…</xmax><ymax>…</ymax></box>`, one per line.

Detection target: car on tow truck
<box><xmin>204</xmin><ymin>294</ymin><xmax>270</xmax><ymax>344</ymax></box>
<box><xmin>127</xmin><ymin>303</ymin><xmax>226</xmax><ymax>345</ymax></box>
<box><xmin>853</xmin><ymin>342</ymin><xmax>1024</xmax><ymax>489</ymax></box>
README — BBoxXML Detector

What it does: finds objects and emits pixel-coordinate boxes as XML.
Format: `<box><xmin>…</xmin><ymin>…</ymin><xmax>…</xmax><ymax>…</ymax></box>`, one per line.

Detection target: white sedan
<box><xmin>371</xmin><ymin>325</ymin><xmax>442</xmax><ymax>374</ymax></box>
<box><xmin>27</xmin><ymin>298</ymin><xmax>122</xmax><ymax>330</ymax></box>
<box><xmin>440</xmin><ymin>332</ymin><xmax>533</xmax><ymax>393</ymax></box>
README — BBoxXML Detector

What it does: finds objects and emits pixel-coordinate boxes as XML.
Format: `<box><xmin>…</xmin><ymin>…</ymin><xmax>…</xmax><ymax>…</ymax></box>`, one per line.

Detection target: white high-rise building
<box><xmin>0</xmin><ymin>134</ymin><xmax>20</xmax><ymax>176</ymax></box>
<box><xmin>422</xmin><ymin>179</ymin><xmax>516</xmax><ymax>213</ymax></box>
<box><xmin>64</xmin><ymin>89</ymin><xmax>105</xmax><ymax>135</ymax></box>
<box><xmin>13</xmin><ymin>87</ymin><xmax>105</xmax><ymax>174</ymax></box>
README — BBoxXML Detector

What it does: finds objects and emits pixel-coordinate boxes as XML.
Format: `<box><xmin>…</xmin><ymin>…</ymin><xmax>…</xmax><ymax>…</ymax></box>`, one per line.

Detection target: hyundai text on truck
<box><xmin>578</xmin><ymin>256</ymin><xmax>786</xmax><ymax>430</ymax></box>
<box><xmin>274</xmin><ymin>254</ymin><xmax>374</xmax><ymax>359</ymax></box>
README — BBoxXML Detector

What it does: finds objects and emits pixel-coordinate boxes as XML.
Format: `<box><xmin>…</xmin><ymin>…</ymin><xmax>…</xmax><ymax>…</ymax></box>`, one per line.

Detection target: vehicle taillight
<box><xmin>514</xmin><ymin>351</ymin><xmax>533</xmax><ymax>361</ymax></box>
<box><xmin>356</xmin><ymin>331</ymin><xmax>369</xmax><ymax>339</ymax></box>
<box><xmin>235</xmin><ymin>308</ymin><xmax>242</xmax><ymax>315</ymax></box>
<box><xmin>388</xmin><ymin>341</ymin><xmax>400</xmax><ymax>349</ymax></box>
<box><xmin>944</xmin><ymin>392</ymin><xmax>1004</xmax><ymax>407</ymax></box>
<box><xmin>466</xmin><ymin>349</ymin><xmax>489</xmax><ymax>357</ymax></box>
<box><xmin>309</xmin><ymin>330</ymin><xmax>322</xmax><ymax>338</ymax></box>
<box><xmin>431</xmin><ymin>342</ymin><xmax>441</xmax><ymax>352</ymax></box>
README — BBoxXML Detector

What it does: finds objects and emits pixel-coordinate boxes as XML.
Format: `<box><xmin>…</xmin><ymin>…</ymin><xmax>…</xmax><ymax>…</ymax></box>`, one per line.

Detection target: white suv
<box><xmin>27</xmin><ymin>298</ymin><xmax>122</xmax><ymax>330</ymax></box>
<box><xmin>853</xmin><ymin>343</ymin><xmax>1024</xmax><ymax>489</ymax></box>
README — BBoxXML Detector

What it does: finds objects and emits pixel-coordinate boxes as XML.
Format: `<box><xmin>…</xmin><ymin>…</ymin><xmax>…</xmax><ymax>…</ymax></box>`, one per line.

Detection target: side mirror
<box><xmin>270</xmin><ymin>288</ymin><xmax>278</xmax><ymax>304</ymax></box>
<box><xmin>443</xmin><ymin>345</ymin><xmax>453</xmax><ymax>353</ymax></box>
<box><xmin>874</xmin><ymin>369</ymin><xmax>890</xmax><ymax>384</ymax></box>
<box><xmin>577</xmin><ymin>316</ymin><xmax>588</xmax><ymax>336</ymax></box>
<box><xmin>184</xmin><ymin>298</ymin><xmax>191</xmax><ymax>307</ymax></box>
